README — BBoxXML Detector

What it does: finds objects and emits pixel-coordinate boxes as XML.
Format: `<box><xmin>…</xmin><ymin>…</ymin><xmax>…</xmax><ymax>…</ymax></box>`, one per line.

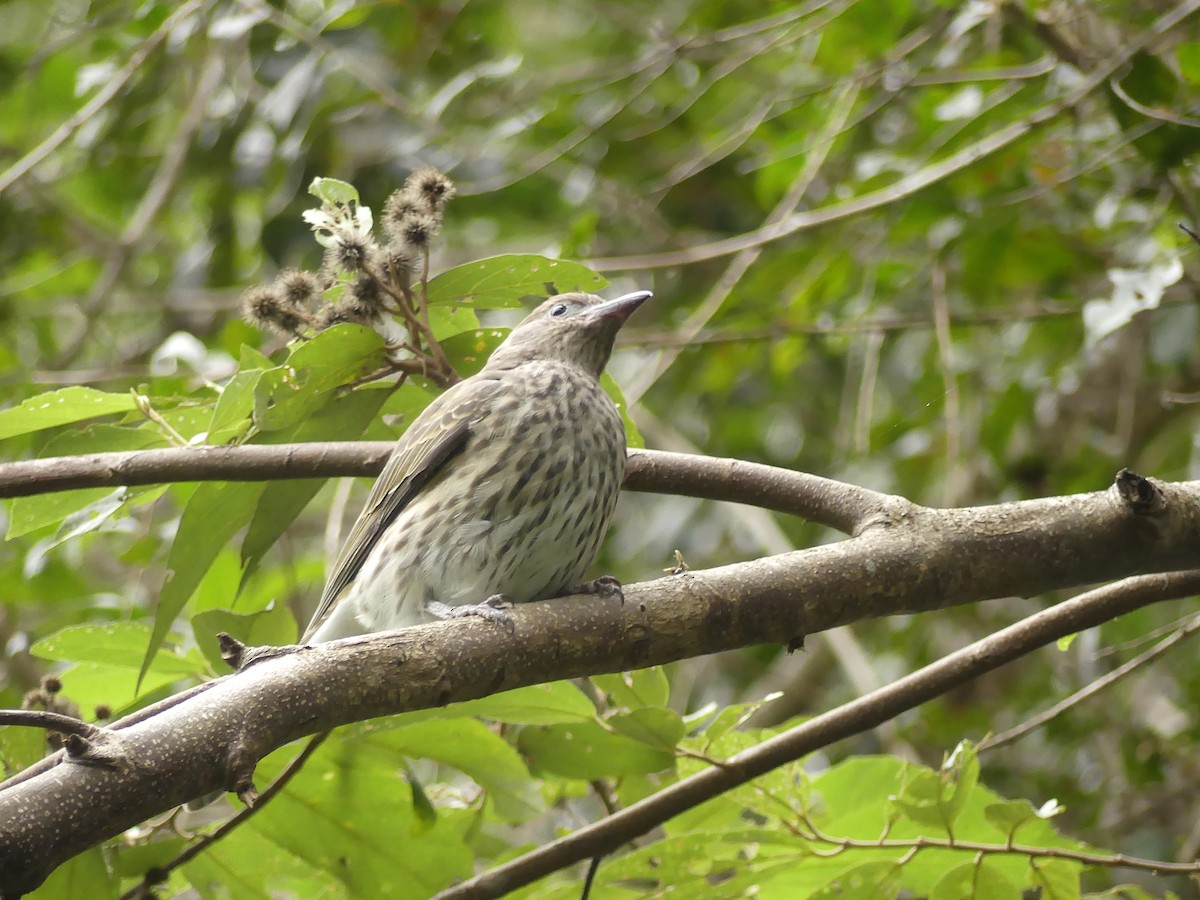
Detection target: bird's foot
<box><xmin>431</xmin><ymin>595</ymin><xmax>516</xmax><ymax>633</ymax></box>
<box><xmin>564</xmin><ymin>575</ymin><xmax>624</xmax><ymax>604</ymax></box>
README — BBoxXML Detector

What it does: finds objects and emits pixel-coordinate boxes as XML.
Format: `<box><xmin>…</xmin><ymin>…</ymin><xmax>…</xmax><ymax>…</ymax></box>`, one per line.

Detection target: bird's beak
<box><xmin>586</xmin><ymin>290</ymin><xmax>652</xmax><ymax>324</ymax></box>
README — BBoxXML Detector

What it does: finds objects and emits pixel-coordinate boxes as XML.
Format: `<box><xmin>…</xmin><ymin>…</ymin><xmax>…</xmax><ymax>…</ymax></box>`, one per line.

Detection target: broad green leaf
<box><xmin>249</xmin><ymin>739</ymin><xmax>473</xmax><ymax>896</ymax></box>
<box><xmin>1027</xmin><ymin>858</ymin><xmax>1082</xmax><ymax>900</ymax></box>
<box><xmin>427</xmin><ymin>304</ymin><xmax>479</xmax><ymax>342</ymax></box>
<box><xmin>518</xmin><ymin>720</ymin><xmax>675</xmax><ymax>779</ymax></box>
<box><xmin>602</xmin><ymin>372</ymin><xmax>643</xmax><ymax>449</ymax></box>
<box><xmin>29</xmin><ymin>847</ymin><xmax>116</xmax><ymax>900</ymax></box>
<box><xmin>8</xmin><ymin>424</ymin><xmax>166</xmax><ymax>537</ymax></box>
<box><xmin>0</xmin><ymin>725</ymin><xmax>44</xmax><ymax>777</ymax></box>
<box><xmin>182</xmin><ymin>816</ymin><xmax>339</xmax><ymax>900</ymax></box>
<box><xmin>192</xmin><ymin>602</ymin><xmax>294</xmax><ymax>672</ymax></box>
<box><xmin>450</xmin><ymin>680</ymin><xmax>595</xmax><ymax>724</ymax></box>
<box><xmin>144</xmin><ymin>481</ymin><xmax>264</xmax><ymax>683</ymax></box>
<box><xmin>700</xmin><ymin>692</ymin><xmax>783</xmax><ymax>742</ymax></box>
<box><xmin>208</xmin><ymin>369</ymin><xmax>265</xmax><ymax>444</ymax></box>
<box><xmin>592</xmin><ymin>666</ymin><xmax>670</xmax><ymax>710</ymax></box>
<box><xmin>931</xmin><ymin>861</ymin><xmax>1021</xmax><ymax>900</ymax></box>
<box><xmin>809</xmin><ymin>860</ymin><xmax>901</xmax><ymax>899</ymax></box>
<box><xmin>369</xmin><ymin>718</ymin><xmax>541</xmax><ymax>822</ymax></box>
<box><xmin>439</xmin><ymin>327</ymin><xmax>507</xmax><ymax>378</ymax></box>
<box><xmin>240</xmin><ymin>386</ymin><xmax>390</xmax><ymax>587</ymax></box>
<box><xmin>32</xmin><ymin>622</ymin><xmax>209</xmax><ymax>713</ymax></box>
<box><xmin>607</xmin><ymin>707</ymin><xmax>686</xmax><ymax>751</ymax></box>
<box><xmin>426</xmin><ymin>254</ymin><xmax>606</xmax><ymax>309</ymax></box>
<box><xmin>0</xmin><ymin>387</ymin><xmax>138</xmax><ymax>441</ymax></box>
<box><xmin>308</xmin><ymin>175</ymin><xmax>360</xmax><ymax>207</ymax></box>
<box><xmin>983</xmin><ymin>799</ymin><xmax>1038</xmax><ymax>837</ymax></box>
<box><xmin>253</xmin><ymin>325</ymin><xmax>386</xmax><ymax>432</ymax></box>
<box><xmin>32</xmin><ymin>622</ymin><xmax>207</xmax><ymax>676</ymax></box>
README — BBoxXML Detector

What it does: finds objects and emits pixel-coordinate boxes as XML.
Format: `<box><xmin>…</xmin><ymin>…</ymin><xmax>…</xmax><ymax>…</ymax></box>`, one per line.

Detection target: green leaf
<box><xmin>518</xmin><ymin>720</ymin><xmax>675</xmax><ymax>779</ymax></box>
<box><xmin>144</xmin><ymin>481</ymin><xmax>263</xmax><ymax>684</ymax></box>
<box><xmin>0</xmin><ymin>387</ymin><xmax>138</xmax><ymax>441</ymax></box>
<box><xmin>607</xmin><ymin>707</ymin><xmax>686</xmax><ymax>751</ymax></box>
<box><xmin>983</xmin><ymin>799</ymin><xmax>1038</xmax><ymax>837</ymax></box>
<box><xmin>438</xmin><ymin>327</ymin><xmax>508</xmax><ymax>378</ymax></box>
<box><xmin>208</xmin><ymin>369</ymin><xmax>265</xmax><ymax>444</ymax></box>
<box><xmin>32</xmin><ymin>622</ymin><xmax>210</xmax><ymax>714</ymax></box>
<box><xmin>254</xmin><ymin>325</ymin><xmax>386</xmax><ymax>432</ymax></box>
<box><xmin>700</xmin><ymin>692</ymin><xmax>783</xmax><ymax>741</ymax></box>
<box><xmin>426</xmin><ymin>254</ymin><xmax>606</xmax><ymax>309</ymax></box>
<box><xmin>1178</xmin><ymin>42</ymin><xmax>1200</xmax><ymax>83</ymax></box>
<box><xmin>892</xmin><ymin>741</ymin><xmax>979</xmax><ymax>831</ymax></box>
<box><xmin>1027</xmin><ymin>858</ymin><xmax>1081</xmax><ymax>900</ymax></box>
<box><xmin>592</xmin><ymin>667</ymin><xmax>671</xmax><ymax>710</ymax></box>
<box><xmin>241</xmin><ymin>386</ymin><xmax>390</xmax><ymax>588</ymax></box>
<box><xmin>33</xmin><ymin>622</ymin><xmax>206</xmax><ymax>675</ymax></box>
<box><xmin>308</xmin><ymin>176</ymin><xmax>360</xmax><ymax>207</ymax></box>
<box><xmin>192</xmin><ymin>602</ymin><xmax>294</xmax><ymax>672</ymax></box>
<box><xmin>31</xmin><ymin>847</ymin><xmax>116</xmax><ymax>899</ymax></box>
<box><xmin>0</xmin><ymin>724</ymin><xmax>44</xmax><ymax>777</ymax></box>
<box><xmin>8</xmin><ymin>425</ymin><xmax>166</xmax><ymax>537</ymax></box>
<box><xmin>602</xmin><ymin>372</ymin><xmax>643</xmax><ymax>449</ymax></box>
<box><xmin>809</xmin><ymin>860</ymin><xmax>901</xmax><ymax>899</ymax></box>
<box><xmin>449</xmin><ymin>680</ymin><xmax>595</xmax><ymax>724</ymax></box>
<box><xmin>248</xmin><ymin>738</ymin><xmax>474</xmax><ymax>896</ymax></box>
<box><xmin>373</xmin><ymin>718</ymin><xmax>541</xmax><ymax>823</ymax></box>
<box><xmin>931</xmin><ymin>861</ymin><xmax>1021</xmax><ymax>900</ymax></box>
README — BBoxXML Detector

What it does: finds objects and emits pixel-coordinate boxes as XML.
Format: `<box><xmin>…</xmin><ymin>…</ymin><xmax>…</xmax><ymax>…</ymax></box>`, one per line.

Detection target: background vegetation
<box><xmin>2</xmin><ymin>0</ymin><xmax>1199</xmax><ymax>896</ymax></box>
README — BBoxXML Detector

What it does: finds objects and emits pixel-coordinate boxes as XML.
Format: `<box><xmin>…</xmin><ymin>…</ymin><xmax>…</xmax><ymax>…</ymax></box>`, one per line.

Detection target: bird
<box><xmin>302</xmin><ymin>289</ymin><xmax>652</xmax><ymax>643</ymax></box>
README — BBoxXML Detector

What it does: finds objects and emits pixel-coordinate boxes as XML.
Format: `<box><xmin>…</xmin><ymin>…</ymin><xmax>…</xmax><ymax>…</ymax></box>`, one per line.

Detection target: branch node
<box><xmin>217</xmin><ymin>632</ymin><xmax>248</xmax><ymax>669</ymax></box>
<box><xmin>63</xmin><ymin>730</ymin><xmax>124</xmax><ymax>768</ymax></box>
<box><xmin>237</xmin><ymin>780</ymin><xmax>261</xmax><ymax>809</ymax></box>
<box><xmin>1115</xmin><ymin>468</ymin><xmax>1164</xmax><ymax>514</ymax></box>
<box><xmin>219</xmin><ymin>632</ymin><xmax>297</xmax><ymax>670</ymax></box>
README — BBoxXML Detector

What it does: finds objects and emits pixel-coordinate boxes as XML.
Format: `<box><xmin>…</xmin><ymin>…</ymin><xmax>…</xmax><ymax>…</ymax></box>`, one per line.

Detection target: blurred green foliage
<box><xmin>2</xmin><ymin>0</ymin><xmax>1199</xmax><ymax>896</ymax></box>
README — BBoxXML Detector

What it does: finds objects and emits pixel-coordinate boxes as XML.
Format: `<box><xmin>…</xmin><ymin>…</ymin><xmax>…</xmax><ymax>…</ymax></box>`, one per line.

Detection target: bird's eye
<box><xmin>549</xmin><ymin>303</ymin><xmax>569</xmax><ymax>317</ymax></box>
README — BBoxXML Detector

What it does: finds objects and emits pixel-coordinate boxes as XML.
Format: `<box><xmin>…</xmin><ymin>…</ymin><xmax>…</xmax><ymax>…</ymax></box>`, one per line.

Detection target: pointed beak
<box><xmin>586</xmin><ymin>290</ymin><xmax>652</xmax><ymax>324</ymax></box>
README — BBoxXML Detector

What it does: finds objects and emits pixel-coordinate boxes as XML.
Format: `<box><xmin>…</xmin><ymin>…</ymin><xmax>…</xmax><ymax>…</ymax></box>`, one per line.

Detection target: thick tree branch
<box><xmin>0</xmin><ymin>445</ymin><xmax>883</xmax><ymax>534</ymax></box>
<box><xmin>2</xmin><ymin>470</ymin><xmax>1200</xmax><ymax>893</ymax></box>
<box><xmin>439</xmin><ymin>571</ymin><xmax>1200</xmax><ymax>898</ymax></box>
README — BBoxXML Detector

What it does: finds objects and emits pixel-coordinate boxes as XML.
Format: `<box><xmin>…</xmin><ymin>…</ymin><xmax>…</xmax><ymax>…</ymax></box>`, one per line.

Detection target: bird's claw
<box><xmin>447</xmin><ymin>594</ymin><xmax>515</xmax><ymax>633</ymax></box>
<box><xmin>566</xmin><ymin>575</ymin><xmax>624</xmax><ymax>604</ymax></box>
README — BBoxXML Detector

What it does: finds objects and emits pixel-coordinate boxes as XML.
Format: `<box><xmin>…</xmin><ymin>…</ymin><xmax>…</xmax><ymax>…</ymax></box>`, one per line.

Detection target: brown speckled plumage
<box><xmin>304</xmin><ymin>290</ymin><xmax>651</xmax><ymax>642</ymax></box>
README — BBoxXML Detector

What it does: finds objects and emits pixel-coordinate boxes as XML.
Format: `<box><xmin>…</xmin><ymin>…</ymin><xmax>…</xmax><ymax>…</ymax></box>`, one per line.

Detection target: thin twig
<box><xmin>121</xmin><ymin>731</ymin><xmax>332</xmax><ymax>900</ymax></box>
<box><xmin>978</xmin><ymin>613</ymin><xmax>1200</xmax><ymax>752</ymax></box>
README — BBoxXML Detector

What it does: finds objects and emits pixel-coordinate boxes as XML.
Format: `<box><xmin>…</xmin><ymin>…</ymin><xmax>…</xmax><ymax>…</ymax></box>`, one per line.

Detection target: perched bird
<box><xmin>303</xmin><ymin>289</ymin><xmax>651</xmax><ymax>643</ymax></box>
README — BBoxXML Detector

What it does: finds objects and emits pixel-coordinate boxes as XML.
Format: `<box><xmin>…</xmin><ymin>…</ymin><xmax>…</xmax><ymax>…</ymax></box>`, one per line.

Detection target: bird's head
<box><xmin>483</xmin><ymin>290</ymin><xmax>651</xmax><ymax>378</ymax></box>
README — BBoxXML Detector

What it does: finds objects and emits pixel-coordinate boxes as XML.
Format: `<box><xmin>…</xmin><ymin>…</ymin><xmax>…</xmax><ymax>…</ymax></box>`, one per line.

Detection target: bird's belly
<box><xmin>346</xmin><ymin>425</ymin><xmax>622</xmax><ymax>631</ymax></box>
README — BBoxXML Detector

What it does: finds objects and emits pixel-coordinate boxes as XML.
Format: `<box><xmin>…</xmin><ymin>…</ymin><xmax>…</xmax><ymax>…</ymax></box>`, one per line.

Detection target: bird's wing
<box><xmin>301</xmin><ymin>378</ymin><xmax>496</xmax><ymax>641</ymax></box>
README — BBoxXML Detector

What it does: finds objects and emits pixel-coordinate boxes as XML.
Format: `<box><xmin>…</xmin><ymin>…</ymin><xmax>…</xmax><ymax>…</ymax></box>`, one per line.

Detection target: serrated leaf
<box><xmin>426</xmin><ymin>254</ymin><xmax>606</xmax><ymax>309</ymax></box>
<box><xmin>0</xmin><ymin>387</ymin><xmax>138</xmax><ymax>441</ymax></box>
